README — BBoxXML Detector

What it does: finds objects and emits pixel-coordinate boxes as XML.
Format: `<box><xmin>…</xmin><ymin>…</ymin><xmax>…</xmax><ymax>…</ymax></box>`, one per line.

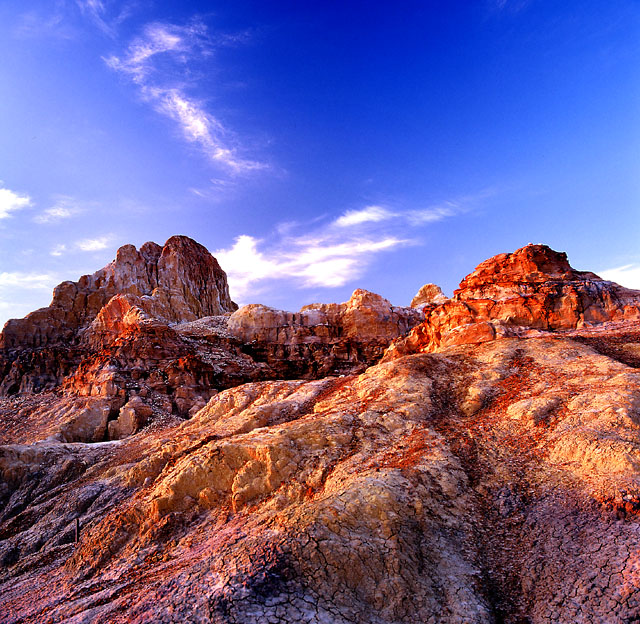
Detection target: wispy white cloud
<box><xmin>76</xmin><ymin>0</ymin><xmax>109</xmax><ymax>33</ymax></box>
<box><xmin>599</xmin><ymin>264</ymin><xmax>640</xmax><ymax>290</ymax></box>
<box><xmin>15</xmin><ymin>9</ymin><xmax>77</xmax><ymax>40</ymax></box>
<box><xmin>335</xmin><ymin>205</ymin><xmax>396</xmax><ymax>227</ymax></box>
<box><xmin>407</xmin><ymin>203</ymin><xmax>457</xmax><ymax>225</ymax></box>
<box><xmin>51</xmin><ymin>244</ymin><xmax>68</xmax><ymax>257</ymax></box>
<box><xmin>104</xmin><ymin>22</ymin><xmax>197</xmax><ymax>78</ymax></box>
<box><xmin>0</xmin><ymin>271</ymin><xmax>59</xmax><ymax>290</ymax></box>
<box><xmin>218</xmin><ymin>188</ymin><xmax>495</xmax><ymax>301</ymax></box>
<box><xmin>34</xmin><ymin>196</ymin><xmax>83</xmax><ymax>223</ymax></box>
<box><xmin>0</xmin><ymin>187</ymin><xmax>31</xmax><ymax>219</ymax></box>
<box><xmin>105</xmin><ymin>21</ymin><xmax>265</xmax><ymax>172</ymax></box>
<box><xmin>215</xmin><ymin>232</ymin><xmax>408</xmax><ymax>302</ymax></box>
<box><xmin>47</xmin><ymin>236</ymin><xmax>113</xmax><ymax>256</ymax></box>
<box><xmin>76</xmin><ymin>0</ymin><xmax>133</xmax><ymax>37</ymax></box>
<box><xmin>76</xmin><ymin>236</ymin><xmax>111</xmax><ymax>252</ymax></box>
<box><xmin>0</xmin><ymin>272</ymin><xmax>62</xmax><ymax>327</ymax></box>
<box><xmin>333</xmin><ymin>189</ymin><xmax>495</xmax><ymax>229</ymax></box>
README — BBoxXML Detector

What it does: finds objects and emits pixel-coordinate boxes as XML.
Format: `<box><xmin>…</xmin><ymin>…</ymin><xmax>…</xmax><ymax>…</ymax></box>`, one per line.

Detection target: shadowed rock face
<box><xmin>1</xmin><ymin>242</ymin><xmax>640</xmax><ymax>623</ymax></box>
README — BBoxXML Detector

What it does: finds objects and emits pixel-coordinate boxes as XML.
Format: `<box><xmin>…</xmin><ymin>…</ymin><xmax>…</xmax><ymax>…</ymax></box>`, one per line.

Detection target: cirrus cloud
<box><xmin>332</xmin><ymin>188</ymin><xmax>496</xmax><ymax>229</ymax></box>
<box><xmin>215</xmin><ymin>232</ymin><xmax>408</xmax><ymax>303</ymax></box>
<box><xmin>599</xmin><ymin>264</ymin><xmax>640</xmax><ymax>290</ymax></box>
<box><xmin>335</xmin><ymin>205</ymin><xmax>396</xmax><ymax>227</ymax></box>
<box><xmin>75</xmin><ymin>236</ymin><xmax>112</xmax><ymax>252</ymax></box>
<box><xmin>105</xmin><ymin>21</ymin><xmax>266</xmax><ymax>173</ymax></box>
<box><xmin>34</xmin><ymin>196</ymin><xmax>83</xmax><ymax>224</ymax></box>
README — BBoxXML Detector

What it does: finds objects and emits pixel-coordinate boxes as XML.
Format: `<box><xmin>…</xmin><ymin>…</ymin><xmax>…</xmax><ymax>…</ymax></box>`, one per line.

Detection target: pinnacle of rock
<box><xmin>410</xmin><ymin>283</ymin><xmax>448</xmax><ymax>308</ymax></box>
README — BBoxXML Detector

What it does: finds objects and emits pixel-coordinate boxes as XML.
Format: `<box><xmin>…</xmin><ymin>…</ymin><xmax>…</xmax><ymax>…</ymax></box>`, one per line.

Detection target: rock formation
<box><xmin>227</xmin><ymin>289</ymin><xmax>422</xmax><ymax>378</ymax></box>
<box><xmin>0</xmin><ymin>236</ymin><xmax>238</xmax><ymax>395</ymax></box>
<box><xmin>387</xmin><ymin>243</ymin><xmax>640</xmax><ymax>358</ymax></box>
<box><xmin>410</xmin><ymin>283</ymin><xmax>448</xmax><ymax>308</ymax></box>
<box><xmin>0</xmin><ymin>238</ymin><xmax>421</xmax><ymax>442</ymax></box>
<box><xmin>1</xmin><ymin>240</ymin><xmax>640</xmax><ymax>623</ymax></box>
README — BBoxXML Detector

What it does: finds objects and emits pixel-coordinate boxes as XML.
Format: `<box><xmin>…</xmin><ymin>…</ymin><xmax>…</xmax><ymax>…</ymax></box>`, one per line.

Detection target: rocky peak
<box><xmin>0</xmin><ymin>235</ymin><xmax>237</xmax><ymax>352</ymax></box>
<box><xmin>455</xmin><ymin>243</ymin><xmax>601</xmax><ymax>300</ymax></box>
<box><xmin>0</xmin><ymin>236</ymin><xmax>239</xmax><ymax>397</ymax></box>
<box><xmin>386</xmin><ymin>244</ymin><xmax>640</xmax><ymax>358</ymax></box>
<box><xmin>154</xmin><ymin>235</ymin><xmax>236</xmax><ymax>322</ymax></box>
<box><xmin>410</xmin><ymin>283</ymin><xmax>448</xmax><ymax>308</ymax></box>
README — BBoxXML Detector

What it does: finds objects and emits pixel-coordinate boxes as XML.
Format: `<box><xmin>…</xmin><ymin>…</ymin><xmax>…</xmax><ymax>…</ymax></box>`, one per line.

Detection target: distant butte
<box><xmin>1</xmin><ymin>238</ymin><xmax>640</xmax><ymax>623</ymax></box>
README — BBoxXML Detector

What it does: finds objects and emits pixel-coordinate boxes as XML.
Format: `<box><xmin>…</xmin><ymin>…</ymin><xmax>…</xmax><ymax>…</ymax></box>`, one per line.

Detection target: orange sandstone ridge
<box><xmin>1</xmin><ymin>239</ymin><xmax>640</xmax><ymax>623</ymax></box>
<box><xmin>387</xmin><ymin>243</ymin><xmax>640</xmax><ymax>359</ymax></box>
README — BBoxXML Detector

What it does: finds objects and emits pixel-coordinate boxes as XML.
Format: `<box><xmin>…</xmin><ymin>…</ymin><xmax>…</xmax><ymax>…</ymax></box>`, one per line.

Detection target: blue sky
<box><xmin>0</xmin><ymin>0</ymin><xmax>639</xmax><ymax>326</ymax></box>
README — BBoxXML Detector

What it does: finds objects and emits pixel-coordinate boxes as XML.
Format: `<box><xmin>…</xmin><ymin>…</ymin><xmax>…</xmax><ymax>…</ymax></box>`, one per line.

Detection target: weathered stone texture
<box><xmin>0</xmin><ymin>241</ymin><xmax>639</xmax><ymax>623</ymax></box>
<box><xmin>387</xmin><ymin>243</ymin><xmax>640</xmax><ymax>358</ymax></box>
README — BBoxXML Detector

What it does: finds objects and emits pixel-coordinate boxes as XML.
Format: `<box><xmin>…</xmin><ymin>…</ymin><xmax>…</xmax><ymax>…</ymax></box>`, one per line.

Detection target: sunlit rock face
<box><xmin>386</xmin><ymin>243</ymin><xmax>640</xmax><ymax>358</ymax></box>
<box><xmin>1</xmin><ymin>242</ymin><xmax>640</xmax><ymax>623</ymax></box>
<box><xmin>410</xmin><ymin>283</ymin><xmax>448</xmax><ymax>308</ymax></box>
<box><xmin>0</xmin><ymin>236</ymin><xmax>238</xmax><ymax>396</ymax></box>
<box><xmin>227</xmin><ymin>289</ymin><xmax>422</xmax><ymax>378</ymax></box>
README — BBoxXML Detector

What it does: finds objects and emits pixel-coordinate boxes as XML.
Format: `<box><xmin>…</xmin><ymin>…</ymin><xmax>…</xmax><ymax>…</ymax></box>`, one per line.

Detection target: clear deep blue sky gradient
<box><xmin>0</xmin><ymin>0</ymin><xmax>638</xmax><ymax>325</ymax></box>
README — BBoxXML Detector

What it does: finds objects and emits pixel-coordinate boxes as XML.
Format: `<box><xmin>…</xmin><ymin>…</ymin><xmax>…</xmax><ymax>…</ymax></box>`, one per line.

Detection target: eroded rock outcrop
<box><xmin>387</xmin><ymin>243</ymin><xmax>640</xmax><ymax>358</ymax></box>
<box><xmin>1</xmin><ymin>241</ymin><xmax>640</xmax><ymax>623</ymax></box>
<box><xmin>1</xmin><ymin>236</ymin><xmax>236</xmax><ymax>351</ymax></box>
<box><xmin>228</xmin><ymin>289</ymin><xmax>422</xmax><ymax>378</ymax></box>
<box><xmin>0</xmin><ymin>239</ymin><xmax>422</xmax><ymax>442</ymax></box>
<box><xmin>0</xmin><ymin>236</ymin><xmax>237</xmax><ymax>396</ymax></box>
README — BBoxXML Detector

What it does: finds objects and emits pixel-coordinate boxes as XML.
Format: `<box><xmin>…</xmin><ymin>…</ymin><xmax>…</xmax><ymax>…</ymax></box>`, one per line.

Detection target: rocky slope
<box><xmin>1</xmin><ymin>241</ymin><xmax>640</xmax><ymax>623</ymax></box>
<box><xmin>0</xmin><ymin>237</ymin><xmax>421</xmax><ymax>443</ymax></box>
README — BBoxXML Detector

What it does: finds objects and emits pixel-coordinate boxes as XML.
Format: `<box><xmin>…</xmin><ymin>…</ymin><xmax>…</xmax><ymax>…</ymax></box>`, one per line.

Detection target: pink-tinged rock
<box><xmin>410</xmin><ymin>283</ymin><xmax>448</xmax><ymax>308</ymax></box>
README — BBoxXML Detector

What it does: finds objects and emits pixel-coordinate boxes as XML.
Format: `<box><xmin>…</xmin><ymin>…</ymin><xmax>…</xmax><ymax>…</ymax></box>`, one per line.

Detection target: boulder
<box><xmin>108</xmin><ymin>396</ymin><xmax>153</xmax><ymax>440</ymax></box>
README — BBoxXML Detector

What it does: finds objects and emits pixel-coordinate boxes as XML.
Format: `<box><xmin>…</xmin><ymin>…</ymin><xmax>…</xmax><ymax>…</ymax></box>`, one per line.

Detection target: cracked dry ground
<box><xmin>2</xmin><ymin>335</ymin><xmax>640</xmax><ymax>623</ymax></box>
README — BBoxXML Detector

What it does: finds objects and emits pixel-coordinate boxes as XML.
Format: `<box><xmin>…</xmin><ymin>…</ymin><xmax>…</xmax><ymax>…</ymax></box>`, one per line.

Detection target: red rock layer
<box><xmin>387</xmin><ymin>244</ymin><xmax>640</xmax><ymax>358</ymax></box>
